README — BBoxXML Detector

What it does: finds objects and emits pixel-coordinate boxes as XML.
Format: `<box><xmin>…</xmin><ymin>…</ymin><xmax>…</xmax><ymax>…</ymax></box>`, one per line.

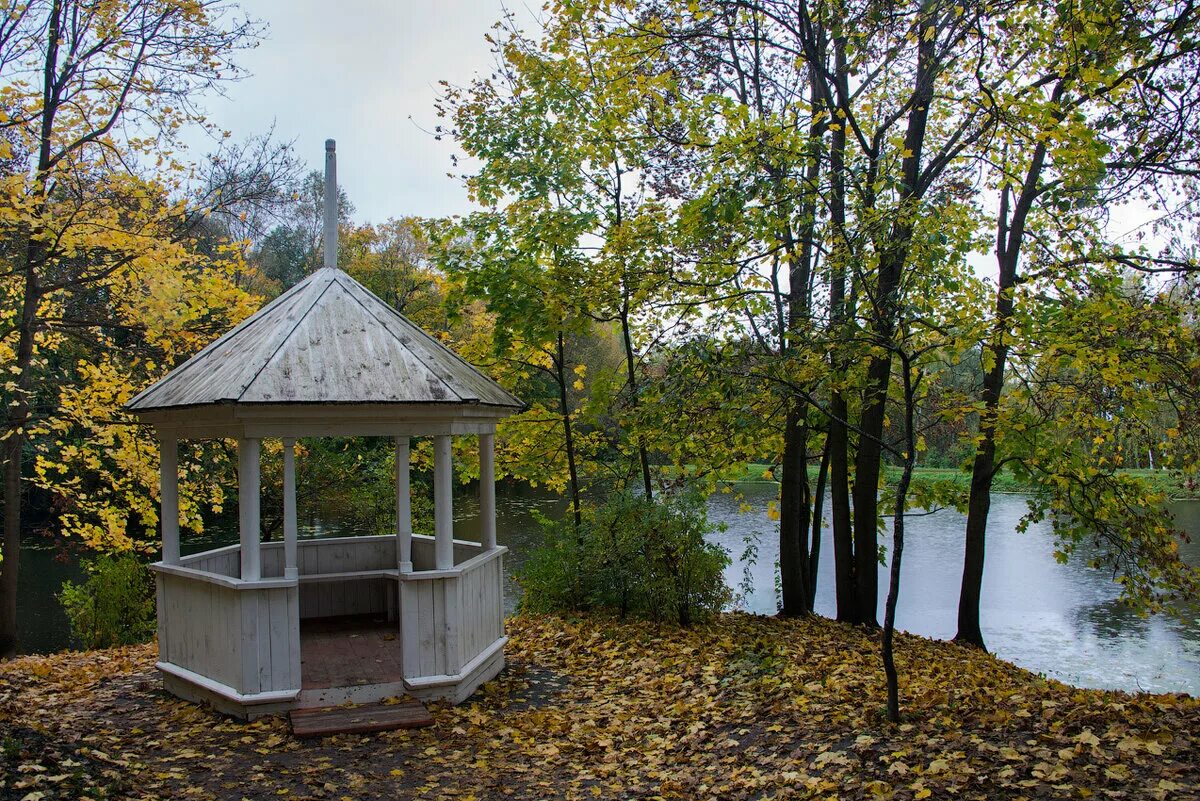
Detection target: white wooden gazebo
<box><xmin>126</xmin><ymin>141</ymin><xmax>522</xmax><ymax>719</ymax></box>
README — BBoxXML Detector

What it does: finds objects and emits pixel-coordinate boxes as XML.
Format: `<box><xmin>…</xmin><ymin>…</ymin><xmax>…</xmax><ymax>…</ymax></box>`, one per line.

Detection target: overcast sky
<box><xmin>191</xmin><ymin>0</ymin><xmax>1162</xmax><ymax>259</ymax></box>
<box><xmin>192</xmin><ymin>0</ymin><xmax>537</xmax><ymax>224</ymax></box>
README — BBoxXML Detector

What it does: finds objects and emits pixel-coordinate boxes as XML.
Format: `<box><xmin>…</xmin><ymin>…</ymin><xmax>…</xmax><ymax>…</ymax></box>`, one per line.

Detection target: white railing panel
<box><xmin>155</xmin><ymin>568</ymin><xmax>300</xmax><ymax>697</ymax></box>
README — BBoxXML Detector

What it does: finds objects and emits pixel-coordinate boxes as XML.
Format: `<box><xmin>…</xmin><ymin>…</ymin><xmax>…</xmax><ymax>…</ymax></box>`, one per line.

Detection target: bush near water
<box><xmin>518</xmin><ymin>492</ymin><xmax>731</xmax><ymax>626</ymax></box>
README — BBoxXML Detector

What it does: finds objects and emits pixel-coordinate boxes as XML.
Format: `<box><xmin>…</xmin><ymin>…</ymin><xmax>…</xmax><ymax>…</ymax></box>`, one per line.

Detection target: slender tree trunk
<box><xmin>850</xmin><ymin>352</ymin><xmax>892</xmax><ymax>627</ymax></box>
<box><xmin>807</xmin><ymin>438</ymin><xmax>829</xmax><ymax>610</ymax></box>
<box><xmin>619</xmin><ymin>300</ymin><xmax>653</xmax><ymax>501</ymax></box>
<box><xmin>609</xmin><ymin>151</ymin><xmax>653</xmax><ymax>503</ymax></box>
<box><xmin>1</xmin><ymin>259</ymin><xmax>41</xmax><ymax>657</ymax></box>
<box><xmin>825</xmin><ymin>36</ymin><xmax>858</xmax><ymax>623</ymax></box>
<box><xmin>555</xmin><ymin>331</ymin><xmax>583</xmax><ymax>530</ymax></box>
<box><xmin>1</xmin><ymin>2</ymin><xmax>60</xmax><ymax>657</ymax></box>
<box><xmin>777</xmin><ymin>89</ymin><xmax>822</xmax><ymax>616</ymax></box>
<box><xmin>957</xmin><ymin>133</ymin><xmax>1049</xmax><ymax>650</ymax></box>
<box><xmin>1</xmin><ymin>435</ymin><xmax>23</xmax><ymax>658</ymax></box>
<box><xmin>883</xmin><ymin>358</ymin><xmax>918</xmax><ymax>724</ymax></box>
<box><xmin>849</xmin><ymin>20</ymin><xmax>936</xmax><ymax>627</ymax></box>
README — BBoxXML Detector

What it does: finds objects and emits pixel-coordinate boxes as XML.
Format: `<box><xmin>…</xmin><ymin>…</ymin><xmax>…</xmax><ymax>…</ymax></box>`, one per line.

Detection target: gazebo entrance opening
<box><xmin>127</xmin><ymin>142</ymin><xmax>521</xmax><ymax>719</ymax></box>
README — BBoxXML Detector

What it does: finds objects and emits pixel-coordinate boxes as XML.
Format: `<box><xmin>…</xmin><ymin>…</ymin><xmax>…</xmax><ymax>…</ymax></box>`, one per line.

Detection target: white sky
<box><xmin>186</xmin><ymin>0</ymin><xmax>1169</xmax><ymax>272</ymax></box>
<box><xmin>190</xmin><ymin>0</ymin><xmax>538</xmax><ymax>224</ymax></box>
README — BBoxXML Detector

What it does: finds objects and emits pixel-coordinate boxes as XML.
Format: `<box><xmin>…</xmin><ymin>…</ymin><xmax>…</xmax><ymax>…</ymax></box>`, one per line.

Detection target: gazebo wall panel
<box><xmin>459</xmin><ymin>553</ymin><xmax>504</xmax><ymax>663</ymax></box>
<box><xmin>239</xmin><ymin>585</ymin><xmax>301</xmax><ymax>695</ymax></box>
<box><xmin>298</xmin><ymin>577</ymin><xmax>389</xmax><ymax>620</ymax></box>
<box><xmin>158</xmin><ymin>572</ymin><xmax>244</xmax><ymax>690</ymax></box>
<box><xmin>179</xmin><ymin>545</ymin><xmax>239</xmax><ymax>578</ymax></box>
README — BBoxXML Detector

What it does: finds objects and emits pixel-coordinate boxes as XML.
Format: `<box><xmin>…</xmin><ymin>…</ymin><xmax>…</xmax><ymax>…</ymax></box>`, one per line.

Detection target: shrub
<box><xmin>59</xmin><ymin>553</ymin><xmax>156</xmax><ymax>649</ymax></box>
<box><xmin>518</xmin><ymin>491</ymin><xmax>730</xmax><ymax>626</ymax></box>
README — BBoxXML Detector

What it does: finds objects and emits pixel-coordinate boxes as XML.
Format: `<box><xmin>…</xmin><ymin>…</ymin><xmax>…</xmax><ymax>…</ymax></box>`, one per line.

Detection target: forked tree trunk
<box><xmin>807</xmin><ymin>440</ymin><xmax>829</xmax><ymax>610</ymax></box>
<box><xmin>779</xmin><ymin>404</ymin><xmax>812</xmax><ymax>615</ymax></box>
<box><xmin>826</xmin><ymin>36</ymin><xmax>858</xmax><ymax>624</ymax></box>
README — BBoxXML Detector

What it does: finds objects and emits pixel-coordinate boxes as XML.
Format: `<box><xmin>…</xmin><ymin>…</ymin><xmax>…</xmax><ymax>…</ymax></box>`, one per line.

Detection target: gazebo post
<box><xmin>282</xmin><ymin>438</ymin><xmax>298</xmax><ymax>580</ymax></box>
<box><xmin>396</xmin><ymin>436</ymin><xmax>412</xmax><ymax>572</ymax></box>
<box><xmin>239</xmin><ymin>437</ymin><xmax>262</xmax><ymax>581</ymax></box>
<box><xmin>433</xmin><ymin>434</ymin><xmax>454</xmax><ymax>570</ymax></box>
<box><xmin>479</xmin><ymin>432</ymin><xmax>496</xmax><ymax>551</ymax></box>
<box><xmin>158</xmin><ymin>429</ymin><xmax>180</xmax><ymax>565</ymax></box>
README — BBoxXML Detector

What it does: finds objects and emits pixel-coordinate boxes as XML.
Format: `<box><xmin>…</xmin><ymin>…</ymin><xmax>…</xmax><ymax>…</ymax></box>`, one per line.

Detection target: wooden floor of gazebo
<box><xmin>300</xmin><ymin>616</ymin><xmax>404</xmax><ymax>694</ymax></box>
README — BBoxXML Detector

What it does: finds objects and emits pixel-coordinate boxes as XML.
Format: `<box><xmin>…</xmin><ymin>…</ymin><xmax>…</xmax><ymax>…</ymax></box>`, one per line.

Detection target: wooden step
<box><xmin>289</xmin><ymin>698</ymin><xmax>434</xmax><ymax>738</ymax></box>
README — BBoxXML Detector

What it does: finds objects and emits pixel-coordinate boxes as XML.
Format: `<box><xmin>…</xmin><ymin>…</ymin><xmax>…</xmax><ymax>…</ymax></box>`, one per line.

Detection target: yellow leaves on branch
<box><xmin>13</xmin><ymin>187</ymin><xmax>259</xmax><ymax>551</ymax></box>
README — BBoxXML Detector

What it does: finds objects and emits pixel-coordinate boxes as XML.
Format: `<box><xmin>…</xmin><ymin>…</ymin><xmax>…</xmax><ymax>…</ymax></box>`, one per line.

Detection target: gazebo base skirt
<box><xmin>159</xmin><ymin>642</ymin><xmax>506</xmax><ymax>721</ymax></box>
<box><xmin>152</xmin><ymin>536</ymin><xmax>509</xmax><ymax>721</ymax></box>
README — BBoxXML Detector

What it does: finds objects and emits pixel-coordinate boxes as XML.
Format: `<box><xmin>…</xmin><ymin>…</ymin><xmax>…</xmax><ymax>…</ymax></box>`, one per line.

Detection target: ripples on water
<box><xmin>17</xmin><ymin>483</ymin><xmax>1200</xmax><ymax>695</ymax></box>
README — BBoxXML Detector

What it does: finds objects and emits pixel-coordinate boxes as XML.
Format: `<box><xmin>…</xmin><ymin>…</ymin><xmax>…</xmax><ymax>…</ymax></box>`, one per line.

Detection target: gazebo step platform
<box><xmin>290</xmin><ymin>699</ymin><xmax>433</xmax><ymax>738</ymax></box>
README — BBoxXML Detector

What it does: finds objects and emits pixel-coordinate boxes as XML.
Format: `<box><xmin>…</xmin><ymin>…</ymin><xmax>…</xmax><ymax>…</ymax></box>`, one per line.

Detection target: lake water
<box><xmin>17</xmin><ymin>484</ymin><xmax>1200</xmax><ymax>695</ymax></box>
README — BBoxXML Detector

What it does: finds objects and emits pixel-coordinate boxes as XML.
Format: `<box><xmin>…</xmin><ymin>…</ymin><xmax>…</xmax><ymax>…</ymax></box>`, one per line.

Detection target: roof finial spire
<box><xmin>323</xmin><ymin>139</ymin><xmax>338</xmax><ymax>271</ymax></box>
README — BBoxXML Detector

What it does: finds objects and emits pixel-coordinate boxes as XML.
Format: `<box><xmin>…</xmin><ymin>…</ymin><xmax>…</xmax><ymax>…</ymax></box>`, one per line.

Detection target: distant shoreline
<box><xmin>705</xmin><ymin>463</ymin><xmax>1200</xmax><ymax>502</ymax></box>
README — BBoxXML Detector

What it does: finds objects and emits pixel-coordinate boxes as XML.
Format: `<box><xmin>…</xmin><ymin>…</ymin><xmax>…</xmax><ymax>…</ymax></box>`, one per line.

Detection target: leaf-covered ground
<box><xmin>1</xmin><ymin>614</ymin><xmax>1197</xmax><ymax>800</ymax></box>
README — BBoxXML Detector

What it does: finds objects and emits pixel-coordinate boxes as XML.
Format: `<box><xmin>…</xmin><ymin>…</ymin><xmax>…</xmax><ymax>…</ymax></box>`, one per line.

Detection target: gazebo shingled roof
<box><xmin>127</xmin><ymin>266</ymin><xmax>522</xmax><ymax>412</ymax></box>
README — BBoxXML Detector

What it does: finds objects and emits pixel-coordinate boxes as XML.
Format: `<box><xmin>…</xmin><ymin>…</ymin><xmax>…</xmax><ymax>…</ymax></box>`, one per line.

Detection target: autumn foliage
<box><xmin>1</xmin><ymin>613</ymin><xmax>1197</xmax><ymax>800</ymax></box>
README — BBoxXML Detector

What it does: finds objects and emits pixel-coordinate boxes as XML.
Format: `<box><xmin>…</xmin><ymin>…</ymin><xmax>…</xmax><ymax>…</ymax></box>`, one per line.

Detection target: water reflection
<box><xmin>702</xmin><ymin>485</ymin><xmax>1200</xmax><ymax>694</ymax></box>
<box><xmin>16</xmin><ymin>481</ymin><xmax>1200</xmax><ymax>695</ymax></box>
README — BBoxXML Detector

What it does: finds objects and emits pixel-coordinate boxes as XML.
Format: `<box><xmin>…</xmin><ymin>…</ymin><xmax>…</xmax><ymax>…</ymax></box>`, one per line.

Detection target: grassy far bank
<box><xmin>713</xmin><ymin>463</ymin><xmax>1199</xmax><ymax>500</ymax></box>
<box><xmin>1</xmin><ymin>614</ymin><xmax>1197</xmax><ymax>801</ymax></box>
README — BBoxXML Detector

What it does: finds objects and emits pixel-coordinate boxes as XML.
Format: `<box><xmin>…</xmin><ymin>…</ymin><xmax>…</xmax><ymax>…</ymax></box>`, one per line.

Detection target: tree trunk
<box><xmin>883</xmin><ymin>360</ymin><xmax>918</xmax><ymax>724</ymax></box>
<box><xmin>849</xmin><ymin>17</ymin><xmax>936</xmax><ymax>627</ymax></box>
<box><xmin>619</xmin><ymin>300</ymin><xmax>653</xmax><ymax>501</ymax></box>
<box><xmin>776</xmin><ymin>87</ymin><xmax>822</xmax><ymax>617</ymax></box>
<box><xmin>956</xmin><ymin>121</ymin><xmax>1050</xmax><ymax>649</ymax></box>
<box><xmin>825</xmin><ymin>36</ymin><xmax>858</xmax><ymax>623</ymax></box>
<box><xmin>0</xmin><ymin>258</ymin><xmax>42</xmax><ymax>658</ymax></box>
<box><xmin>0</xmin><ymin>0</ymin><xmax>62</xmax><ymax>658</ymax></box>
<box><xmin>555</xmin><ymin>331</ymin><xmax>583</xmax><ymax>530</ymax></box>
<box><xmin>808</xmin><ymin>438</ymin><xmax>829</xmax><ymax>610</ymax></box>
<box><xmin>779</xmin><ymin>403</ymin><xmax>812</xmax><ymax>615</ymax></box>
<box><xmin>850</xmin><ymin>351</ymin><xmax>893</xmax><ymax>627</ymax></box>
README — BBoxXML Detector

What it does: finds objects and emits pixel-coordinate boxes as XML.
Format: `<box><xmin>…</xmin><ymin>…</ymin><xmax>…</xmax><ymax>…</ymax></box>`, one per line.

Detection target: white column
<box><xmin>434</xmin><ymin>434</ymin><xmax>454</xmax><ymax>570</ymax></box>
<box><xmin>282</xmin><ymin>438</ymin><xmax>298</xmax><ymax>580</ymax></box>
<box><xmin>479</xmin><ymin>432</ymin><xmax>496</xmax><ymax>551</ymax></box>
<box><xmin>238</xmin><ymin>437</ymin><xmax>261</xmax><ymax>581</ymax></box>
<box><xmin>396</xmin><ymin>437</ymin><xmax>413</xmax><ymax>572</ymax></box>
<box><xmin>159</xmin><ymin>430</ymin><xmax>180</xmax><ymax>565</ymax></box>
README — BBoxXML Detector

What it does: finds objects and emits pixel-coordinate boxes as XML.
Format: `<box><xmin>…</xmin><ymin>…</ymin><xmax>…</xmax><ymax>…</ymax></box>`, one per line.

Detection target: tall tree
<box><xmin>956</xmin><ymin>0</ymin><xmax>1200</xmax><ymax>649</ymax></box>
<box><xmin>0</xmin><ymin>0</ymin><xmax>275</xmax><ymax>656</ymax></box>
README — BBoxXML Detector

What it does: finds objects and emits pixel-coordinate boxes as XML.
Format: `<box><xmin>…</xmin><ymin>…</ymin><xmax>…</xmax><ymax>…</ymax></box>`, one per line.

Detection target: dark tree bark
<box><xmin>825</xmin><ymin>32</ymin><xmax>858</xmax><ymax>624</ymax></box>
<box><xmin>956</xmin><ymin>133</ymin><xmax>1050</xmax><ymax>650</ymax></box>
<box><xmin>807</xmin><ymin>439</ymin><xmax>829</xmax><ymax>610</ymax></box>
<box><xmin>777</xmin><ymin>76</ymin><xmax>823</xmax><ymax>616</ymax></box>
<box><xmin>883</xmin><ymin>352</ymin><xmax>920</xmax><ymax>724</ymax></box>
<box><xmin>555</xmin><ymin>331</ymin><xmax>584</xmax><ymax>531</ymax></box>
<box><xmin>779</xmin><ymin>403</ymin><xmax>812</xmax><ymax>614</ymax></box>
<box><xmin>849</xmin><ymin>17</ymin><xmax>937</xmax><ymax>627</ymax></box>
<box><xmin>619</xmin><ymin>299</ymin><xmax>654</xmax><ymax>502</ymax></box>
<box><xmin>1</xmin><ymin>1</ymin><xmax>61</xmax><ymax>656</ymax></box>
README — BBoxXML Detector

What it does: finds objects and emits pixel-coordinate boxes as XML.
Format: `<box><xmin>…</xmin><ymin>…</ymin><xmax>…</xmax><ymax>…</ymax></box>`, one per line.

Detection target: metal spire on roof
<box><xmin>123</xmin><ymin>141</ymin><xmax>523</xmax><ymax>414</ymax></box>
<box><xmin>324</xmin><ymin>138</ymin><xmax>338</xmax><ymax>271</ymax></box>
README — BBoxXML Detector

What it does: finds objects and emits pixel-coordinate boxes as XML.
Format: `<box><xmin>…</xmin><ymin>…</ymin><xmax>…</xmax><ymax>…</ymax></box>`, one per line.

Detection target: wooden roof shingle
<box><xmin>126</xmin><ymin>267</ymin><xmax>522</xmax><ymax>413</ymax></box>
